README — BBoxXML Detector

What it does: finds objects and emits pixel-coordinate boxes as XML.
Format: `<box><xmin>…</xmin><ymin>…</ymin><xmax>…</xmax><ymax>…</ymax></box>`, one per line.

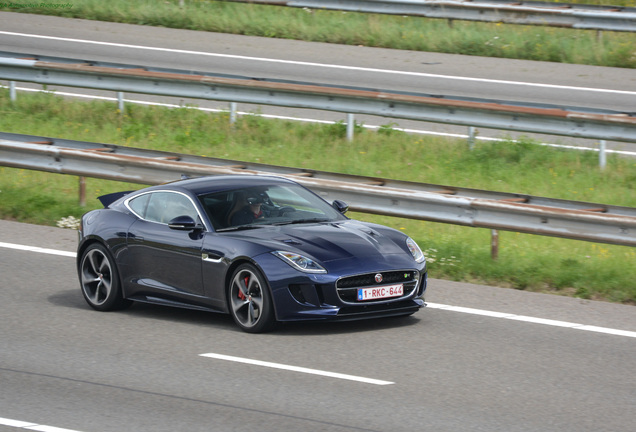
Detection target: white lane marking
<box><xmin>199</xmin><ymin>353</ymin><xmax>394</xmax><ymax>385</ymax></box>
<box><xmin>4</xmin><ymin>84</ymin><xmax>635</xmax><ymax>156</ymax></box>
<box><xmin>0</xmin><ymin>417</ymin><xmax>83</xmax><ymax>432</ymax></box>
<box><xmin>2</xmin><ymin>31</ymin><xmax>634</xmax><ymax>96</ymax></box>
<box><xmin>0</xmin><ymin>242</ymin><xmax>76</xmax><ymax>258</ymax></box>
<box><xmin>1</xmin><ymin>241</ymin><xmax>635</xmax><ymax>338</ymax></box>
<box><xmin>427</xmin><ymin>303</ymin><xmax>636</xmax><ymax>338</ymax></box>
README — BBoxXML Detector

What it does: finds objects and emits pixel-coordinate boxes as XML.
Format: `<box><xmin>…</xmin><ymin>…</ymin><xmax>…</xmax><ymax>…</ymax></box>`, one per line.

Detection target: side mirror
<box><xmin>332</xmin><ymin>200</ymin><xmax>349</xmax><ymax>214</ymax></box>
<box><xmin>168</xmin><ymin>215</ymin><xmax>199</xmax><ymax>231</ymax></box>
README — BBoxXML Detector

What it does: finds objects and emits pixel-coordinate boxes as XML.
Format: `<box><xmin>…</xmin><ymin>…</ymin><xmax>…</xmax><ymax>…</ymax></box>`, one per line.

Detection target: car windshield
<box><xmin>198</xmin><ymin>183</ymin><xmax>347</xmax><ymax>231</ymax></box>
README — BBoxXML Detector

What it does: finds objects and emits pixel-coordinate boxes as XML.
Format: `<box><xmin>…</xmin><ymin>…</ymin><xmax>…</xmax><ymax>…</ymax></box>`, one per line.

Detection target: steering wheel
<box><xmin>277</xmin><ymin>206</ymin><xmax>296</xmax><ymax>217</ymax></box>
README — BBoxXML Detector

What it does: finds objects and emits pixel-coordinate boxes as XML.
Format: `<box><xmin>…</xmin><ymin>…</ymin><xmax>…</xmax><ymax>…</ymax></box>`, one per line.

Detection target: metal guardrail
<box><xmin>221</xmin><ymin>0</ymin><xmax>636</xmax><ymax>32</ymax></box>
<box><xmin>1</xmin><ymin>52</ymin><xmax>635</xmax><ymax>144</ymax></box>
<box><xmin>1</xmin><ymin>133</ymin><xmax>635</xmax><ymax>247</ymax></box>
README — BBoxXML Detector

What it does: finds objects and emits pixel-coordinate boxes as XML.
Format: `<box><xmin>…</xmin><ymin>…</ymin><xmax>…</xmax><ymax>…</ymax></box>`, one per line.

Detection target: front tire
<box><xmin>79</xmin><ymin>243</ymin><xmax>131</xmax><ymax>311</ymax></box>
<box><xmin>228</xmin><ymin>264</ymin><xmax>276</xmax><ymax>333</ymax></box>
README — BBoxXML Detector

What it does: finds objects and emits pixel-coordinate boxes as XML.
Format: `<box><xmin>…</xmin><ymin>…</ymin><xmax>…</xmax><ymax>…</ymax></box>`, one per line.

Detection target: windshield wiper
<box><xmin>273</xmin><ymin>218</ymin><xmax>331</xmax><ymax>226</ymax></box>
<box><xmin>216</xmin><ymin>224</ymin><xmax>267</xmax><ymax>232</ymax></box>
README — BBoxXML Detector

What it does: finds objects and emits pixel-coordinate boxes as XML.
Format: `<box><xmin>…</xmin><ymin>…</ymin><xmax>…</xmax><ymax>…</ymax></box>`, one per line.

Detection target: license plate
<box><xmin>357</xmin><ymin>284</ymin><xmax>403</xmax><ymax>301</ymax></box>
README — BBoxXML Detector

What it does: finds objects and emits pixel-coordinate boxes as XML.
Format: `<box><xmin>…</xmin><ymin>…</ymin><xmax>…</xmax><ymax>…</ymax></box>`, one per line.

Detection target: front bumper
<box><xmin>254</xmin><ymin>249</ymin><xmax>428</xmax><ymax>322</ymax></box>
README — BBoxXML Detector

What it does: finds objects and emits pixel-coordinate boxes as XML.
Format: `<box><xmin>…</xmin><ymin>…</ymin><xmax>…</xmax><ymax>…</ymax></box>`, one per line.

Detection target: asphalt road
<box><xmin>1</xmin><ymin>220</ymin><xmax>635</xmax><ymax>432</ymax></box>
<box><xmin>1</xmin><ymin>13</ymin><xmax>634</xmax><ymax>110</ymax></box>
<box><xmin>1</xmin><ymin>12</ymin><xmax>635</xmax><ymax>152</ymax></box>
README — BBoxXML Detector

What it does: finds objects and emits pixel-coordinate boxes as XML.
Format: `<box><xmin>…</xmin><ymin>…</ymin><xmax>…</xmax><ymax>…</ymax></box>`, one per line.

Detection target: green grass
<box><xmin>1</xmin><ymin>89</ymin><xmax>635</xmax><ymax>304</ymax></box>
<box><xmin>1</xmin><ymin>0</ymin><xmax>634</xmax><ymax>68</ymax></box>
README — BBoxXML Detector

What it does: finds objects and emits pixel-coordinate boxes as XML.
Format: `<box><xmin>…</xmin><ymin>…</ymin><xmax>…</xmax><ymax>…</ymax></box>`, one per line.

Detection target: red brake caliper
<box><xmin>238</xmin><ymin>276</ymin><xmax>249</xmax><ymax>300</ymax></box>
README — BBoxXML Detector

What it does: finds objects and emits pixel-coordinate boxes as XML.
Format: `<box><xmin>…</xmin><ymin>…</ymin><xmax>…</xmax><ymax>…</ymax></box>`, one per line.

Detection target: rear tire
<box><xmin>228</xmin><ymin>264</ymin><xmax>276</xmax><ymax>333</ymax></box>
<box><xmin>79</xmin><ymin>243</ymin><xmax>131</xmax><ymax>311</ymax></box>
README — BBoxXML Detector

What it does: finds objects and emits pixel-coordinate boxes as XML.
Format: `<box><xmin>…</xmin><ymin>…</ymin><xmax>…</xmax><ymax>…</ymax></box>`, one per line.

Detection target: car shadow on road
<box><xmin>48</xmin><ymin>289</ymin><xmax>88</xmax><ymax>310</ymax></box>
<box><xmin>47</xmin><ymin>289</ymin><xmax>237</xmax><ymax>328</ymax></box>
<box><xmin>48</xmin><ymin>289</ymin><xmax>425</xmax><ymax>334</ymax></box>
<box><xmin>273</xmin><ymin>314</ymin><xmax>424</xmax><ymax>336</ymax></box>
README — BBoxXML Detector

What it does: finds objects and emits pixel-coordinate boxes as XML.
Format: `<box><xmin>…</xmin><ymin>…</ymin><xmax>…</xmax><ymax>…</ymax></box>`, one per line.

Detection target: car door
<box><xmin>125</xmin><ymin>191</ymin><xmax>206</xmax><ymax>298</ymax></box>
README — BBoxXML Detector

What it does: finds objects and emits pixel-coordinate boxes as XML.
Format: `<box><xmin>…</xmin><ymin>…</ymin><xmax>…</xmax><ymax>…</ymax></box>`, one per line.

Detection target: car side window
<box><xmin>134</xmin><ymin>192</ymin><xmax>200</xmax><ymax>224</ymax></box>
<box><xmin>128</xmin><ymin>193</ymin><xmax>151</xmax><ymax>218</ymax></box>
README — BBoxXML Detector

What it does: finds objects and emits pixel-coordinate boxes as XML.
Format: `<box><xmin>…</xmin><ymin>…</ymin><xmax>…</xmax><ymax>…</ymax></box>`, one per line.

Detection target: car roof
<box><xmin>154</xmin><ymin>174</ymin><xmax>298</xmax><ymax>196</ymax></box>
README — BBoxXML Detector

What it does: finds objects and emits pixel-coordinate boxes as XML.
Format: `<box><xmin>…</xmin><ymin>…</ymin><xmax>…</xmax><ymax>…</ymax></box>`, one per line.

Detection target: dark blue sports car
<box><xmin>77</xmin><ymin>175</ymin><xmax>427</xmax><ymax>332</ymax></box>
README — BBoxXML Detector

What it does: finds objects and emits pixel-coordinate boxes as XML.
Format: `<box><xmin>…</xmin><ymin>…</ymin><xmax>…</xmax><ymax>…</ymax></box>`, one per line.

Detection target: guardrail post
<box><xmin>79</xmin><ymin>176</ymin><xmax>86</xmax><ymax>207</ymax></box>
<box><xmin>9</xmin><ymin>81</ymin><xmax>16</xmax><ymax>102</ymax></box>
<box><xmin>468</xmin><ymin>126</ymin><xmax>476</xmax><ymax>150</ymax></box>
<box><xmin>117</xmin><ymin>92</ymin><xmax>125</xmax><ymax>114</ymax></box>
<box><xmin>599</xmin><ymin>140</ymin><xmax>607</xmax><ymax>170</ymax></box>
<box><xmin>491</xmin><ymin>229</ymin><xmax>499</xmax><ymax>260</ymax></box>
<box><xmin>230</xmin><ymin>102</ymin><xmax>238</xmax><ymax>124</ymax></box>
<box><xmin>346</xmin><ymin>113</ymin><xmax>355</xmax><ymax>141</ymax></box>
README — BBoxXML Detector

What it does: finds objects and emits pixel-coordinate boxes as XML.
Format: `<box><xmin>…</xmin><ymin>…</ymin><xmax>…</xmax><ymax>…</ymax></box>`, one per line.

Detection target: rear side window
<box><xmin>127</xmin><ymin>193</ymin><xmax>150</xmax><ymax>218</ymax></box>
<box><xmin>127</xmin><ymin>191</ymin><xmax>200</xmax><ymax>224</ymax></box>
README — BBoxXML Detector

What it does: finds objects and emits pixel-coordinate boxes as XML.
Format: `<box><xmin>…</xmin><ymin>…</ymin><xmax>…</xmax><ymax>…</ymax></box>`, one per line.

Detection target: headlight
<box><xmin>406</xmin><ymin>237</ymin><xmax>425</xmax><ymax>263</ymax></box>
<box><xmin>273</xmin><ymin>251</ymin><xmax>327</xmax><ymax>273</ymax></box>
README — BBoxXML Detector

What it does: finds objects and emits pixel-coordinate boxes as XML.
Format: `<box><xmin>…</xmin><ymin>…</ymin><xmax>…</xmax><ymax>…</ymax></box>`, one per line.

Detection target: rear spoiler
<box><xmin>97</xmin><ymin>191</ymin><xmax>133</xmax><ymax>208</ymax></box>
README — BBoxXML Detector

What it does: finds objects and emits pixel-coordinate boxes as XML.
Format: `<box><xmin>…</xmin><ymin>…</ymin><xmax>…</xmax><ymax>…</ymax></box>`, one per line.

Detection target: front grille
<box><xmin>336</xmin><ymin>270</ymin><xmax>418</xmax><ymax>304</ymax></box>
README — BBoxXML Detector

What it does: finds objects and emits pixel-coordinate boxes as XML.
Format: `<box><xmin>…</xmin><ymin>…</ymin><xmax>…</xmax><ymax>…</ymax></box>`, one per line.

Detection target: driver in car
<box><xmin>230</xmin><ymin>193</ymin><xmax>268</xmax><ymax>226</ymax></box>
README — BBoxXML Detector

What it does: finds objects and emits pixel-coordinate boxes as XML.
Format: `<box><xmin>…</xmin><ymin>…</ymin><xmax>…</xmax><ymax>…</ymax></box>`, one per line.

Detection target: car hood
<box><xmin>226</xmin><ymin>220</ymin><xmax>410</xmax><ymax>263</ymax></box>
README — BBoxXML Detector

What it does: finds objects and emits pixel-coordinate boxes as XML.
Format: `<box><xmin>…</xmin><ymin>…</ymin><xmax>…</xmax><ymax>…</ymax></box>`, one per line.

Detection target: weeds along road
<box><xmin>1</xmin><ymin>220</ymin><xmax>636</xmax><ymax>432</ymax></box>
<box><xmin>0</xmin><ymin>12</ymin><xmax>635</xmax><ymax>153</ymax></box>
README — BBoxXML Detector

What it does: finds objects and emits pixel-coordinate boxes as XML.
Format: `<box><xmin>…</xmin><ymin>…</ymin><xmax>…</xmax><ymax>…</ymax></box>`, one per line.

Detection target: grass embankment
<box><xmin>0</xmin><ymin>0</ymin><xmax>634</xmax><ymax>68</ymax></box>
<box><xmin>1</xmin><ymin>90</ymin><xmax>635</xmax><ymax>304</ymax></box>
